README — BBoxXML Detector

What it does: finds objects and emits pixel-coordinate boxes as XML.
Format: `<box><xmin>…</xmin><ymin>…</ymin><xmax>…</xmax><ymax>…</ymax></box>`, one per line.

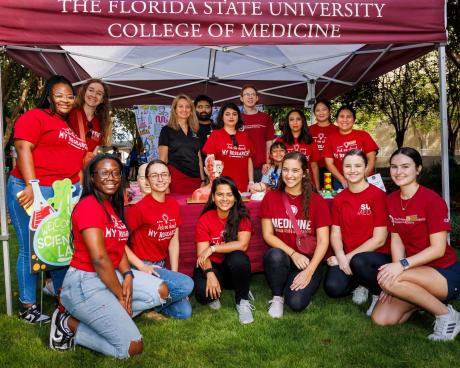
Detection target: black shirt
<box><xmin>197</xmin><ymin>121</ymin><xmax>213</xmax><ymax>151</ymax></box>
<box><xmin>158</xmin><ymin>125</ymin><xmax>200</xmax><ymax>178</ymax></box>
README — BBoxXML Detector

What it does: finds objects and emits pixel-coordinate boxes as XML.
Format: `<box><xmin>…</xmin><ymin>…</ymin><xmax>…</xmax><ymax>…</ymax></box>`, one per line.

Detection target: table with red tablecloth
<box><xmin>171</xmin><ymin>195</ymin><xmax>267</xmax><ymax>276</ymax></box>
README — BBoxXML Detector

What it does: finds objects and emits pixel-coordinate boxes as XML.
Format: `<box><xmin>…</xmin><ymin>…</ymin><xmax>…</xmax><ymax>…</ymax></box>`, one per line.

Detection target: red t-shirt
<box><xmin>195</xmin><ymin>209</ymin><xmax>252</xmax><ymax>263</ymax></box>
<box><xmin>68</xmin><ymin>108</ymin><xmax>103</xmax><ymax>153</ymax></box>
<box><xmin>203</xmin><ymin>128</ymin><xmax>255</xmax><ymax>192</ymax></box>
<box><xmin>70</xmin><ymin>196</ymin><xmax>129</xmax><ymax>272</ymax></box>
<box><xmin>241</xmin><ymin>111</ymin><xmax>275</xmax><ymax>169</ymax></box>
<box><xmin>11</xmin><ymin>108</ymin><xmax>87</xmax><ymax>185</ymax></box>
<box><xmin>309</xmin><ymin>123</ymin><xmax>339</xmax><ymax>167</ymax></box>
<box><xmin>323</xmin><ymin>129</ymin><xmax>379</xmax><ymax>175</ymax></box>
<box><xmin>276</xmin><ymin>137</ymin><xmax>320</xmax><ymax>183</ymax></box>
<box><xmin>332</xmin><ymin>184</ymin><xmax>390</xmax><ymax>254</ymax></box>
<box><xmin>126</xmin><ymin>195</ymin><xmax>182</xmax><ymax>262</ymax></box>
<box><xmin>387</xmin><ymin>186</ymin><xmax>457</xmax><ymax>269</ymax></box>
<box><xmin>260</xmin><ymin>190</ymin><xmax>331</xmax><ymax>255</ymax></box>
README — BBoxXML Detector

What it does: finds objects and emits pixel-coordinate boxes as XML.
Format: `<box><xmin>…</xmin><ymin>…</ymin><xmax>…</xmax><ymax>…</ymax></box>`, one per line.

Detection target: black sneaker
<box><xmin>49</xmin><ymin>309</ymin><xmax>75</xmax><ymax>351</ymax></box>
<box><xmin>18</xmin><ymin>304</ymin><xmax>51</xmax><ymax>324</ymax></box>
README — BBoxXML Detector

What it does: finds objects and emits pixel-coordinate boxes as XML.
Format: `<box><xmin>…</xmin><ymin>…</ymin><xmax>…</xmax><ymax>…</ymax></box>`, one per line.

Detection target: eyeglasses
<box><xmin>148</xmin><ymin>172</ymin><xmax>170</xmax><ymax>181</ymax></box>
<box><xmin>53</xmin><ymin>94</ymin><xmax>75</xmax><ymax>101</ymax></box>
<box><xmin>94</xmin><ymin>169</ymin><xmax>122</xmax><ymax>179</ymax></box>
<box><xmin>86</xmin><ymin>121</ymin><xmax>94</xmax><ymax>138</ymax></box>
<box><xmin>242</xmin><ymin>92</ymin><xmax>256</xmax><ymax>97</ymax></box>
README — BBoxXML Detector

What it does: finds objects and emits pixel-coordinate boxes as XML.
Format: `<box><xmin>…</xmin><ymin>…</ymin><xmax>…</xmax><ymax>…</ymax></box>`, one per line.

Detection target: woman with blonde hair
<box><xmin>159</xmin><ymin>94</ymin><xmax>205</xmax><ymax>194</ymax></box>
<box><xmin>69</xmin><ymin>78</ymin><xmax>112</xmax><ymax>154</ymax></box>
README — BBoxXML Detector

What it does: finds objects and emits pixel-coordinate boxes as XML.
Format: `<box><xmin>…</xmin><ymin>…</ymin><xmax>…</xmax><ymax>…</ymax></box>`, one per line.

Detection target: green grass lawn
<box><xmin>1</xmin><ymin>227</ymin><xmax>459</xmax><ymax>368</ymax></box>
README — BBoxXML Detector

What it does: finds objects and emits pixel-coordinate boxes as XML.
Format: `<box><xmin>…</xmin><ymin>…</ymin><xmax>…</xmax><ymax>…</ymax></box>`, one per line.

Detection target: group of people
<box><xmin>6</xmin><ymin>75</ymin><xmax>460</xmax><ymax>359</ymax></box>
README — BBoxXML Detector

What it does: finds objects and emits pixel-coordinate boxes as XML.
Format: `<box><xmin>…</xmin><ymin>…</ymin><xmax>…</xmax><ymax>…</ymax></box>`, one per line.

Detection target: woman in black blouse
<box><xmin>159</xmin><ymin>94</ymin><xmax>205</xmax><ymax>194</ymax></box>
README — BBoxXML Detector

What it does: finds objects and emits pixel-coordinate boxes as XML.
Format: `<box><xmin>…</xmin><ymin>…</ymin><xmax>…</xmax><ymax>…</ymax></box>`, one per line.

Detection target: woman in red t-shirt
<box><xmin>125</xmin><ymin>159</ymin><xmax>193</xmax><ymax>320</ymax></box>
<box><xmin>261</xmin><ymin>151</ymin><xmax>331</xmax><ymax>318</ymax></box>
<box><xmin>277</xmin><ymin>109</ymin><xmax>320</xmax><ymax>190</ymax></box>
<box><xmin>6</xmin><ymin>75</ymin><xmax>87</xmax><ymax>323</ymax></box>
<box><xmin>373</xmin><ymin>147</ymin><xmax>460</xmax><ymax>341</ymax></box>
<box><xmin>194</xmin><ymin>176</ymin><xmax>254</xmax><ymax>324</ymax></box>
<box><xmin>203</xmin><ymin>102</ymin><xmax>255</xmax><ymax>193</ymax></box>
<box><xmin>324</xmin><ymin>149</ymin><xmax>390</xmax><ymax>315</ymax></box>
<box><xmin>310</xmin><ymin>99</ymin><xmax>339</xmax><ymax>187</ymax></box>
<box><xmin>324</xmin><ymin>105</ymin><xmax>379</xmax><ymax>190</ymax></box>
<box><xmin>69</xmin><ymin>79</ymin><xmax>112</xmax><ymax>154</ymax></box>
<box><xmin>50</xmin><ymin>155</ymin><xmax>169</xmax><ymax>357</ymax></box>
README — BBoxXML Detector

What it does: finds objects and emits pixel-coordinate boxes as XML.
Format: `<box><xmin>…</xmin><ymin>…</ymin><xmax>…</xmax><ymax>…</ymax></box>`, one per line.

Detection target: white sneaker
<box><xmin>236</xmin><ymin>299</ymin><xmax>255</xmax><ymax>324</ymax></box>
<box><xmin>352</xmin><ymin>286</ymin><xmax>369</xmax><ymax>305</ymax></box>
<box><xmin>366</xmin><ymin>295</ymin><xmax>379</xmax><ymax>317</ymax></box>
<box><xmin>208</xmin><ymin>299</ymin><xmax>221</xmax><ymax>310</ymax></box>
<box><xmin>268</xmin><ymin>296</ymin><xmax>284</xmax><ymax>319</ymax></box>
<box><xmin>428</xmin><ymin>305</ymin><xmax>460</xmax><ymax>341</ymax></box>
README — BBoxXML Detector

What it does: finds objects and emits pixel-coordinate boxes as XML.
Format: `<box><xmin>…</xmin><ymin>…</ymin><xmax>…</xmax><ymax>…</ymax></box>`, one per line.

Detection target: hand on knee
<box><xmin>128</xmin><ymin>339</ymin><xmax>143</xmax><ymax>357</ymax></box>
<box><xmin>158</xmin><ymin>282</ymin><xmax>169</xmax><ymax>300</ymax></box>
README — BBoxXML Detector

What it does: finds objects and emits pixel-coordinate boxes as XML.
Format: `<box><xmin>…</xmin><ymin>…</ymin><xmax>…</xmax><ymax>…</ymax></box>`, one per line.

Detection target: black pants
<box><xmin>324</xmin><ymin>251</ymin><xmax>392</xmax><ymax>298</ymax></box>
<box><xmin>194</xmin><ymin>251</ymin><xmax>251</xmax><ymax>304</ymax></box>
<box><xmin>264</xmin><ymin>248</ymin><xmax>323</xmax><ymax>312</ymax></box>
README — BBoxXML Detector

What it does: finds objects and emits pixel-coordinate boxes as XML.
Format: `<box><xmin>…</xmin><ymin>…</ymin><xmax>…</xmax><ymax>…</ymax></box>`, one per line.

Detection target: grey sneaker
<box><xmin>366</xmin><ymin>295</ymin><xmax>379</xmax><ymax>317</ymax></box>
<box><xmin>236</xmin><ymin>299</ymin><xmax>255</xmax><ymax>324</ymax></box>
<box><xmin>428</xmin><ymin>305</ymin><xmax>460</xmax><ymax>341</ymax></box>
<box><xmin>352</xmin><ymin>286</ymin><xmax>369</xmax><ymax>305</ymax></box>
<box><xmin>268</xmin><ymin>296</ymin><xmax>284</xmax><ymax>319</ymax></box>
<box><xmin>208</xmin><ymin>299</ymin><xmax>222</xmax><ymax>310</ymax></box>
<box><xmin>49</xmin><ymin>309</ymin><xmax>75</xmax><ymax>351</ymax></box>
<box><xmin>18</xmin><ymin>304</ymin><xmax>51</xmax><ymax>324</ymax></box>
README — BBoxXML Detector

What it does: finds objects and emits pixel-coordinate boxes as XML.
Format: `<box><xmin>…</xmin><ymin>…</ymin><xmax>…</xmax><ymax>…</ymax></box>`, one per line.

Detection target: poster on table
<box><xmin>28</xmin><ymin>179</ymin><xmax>77</xmax><ymax>273</ymax></box>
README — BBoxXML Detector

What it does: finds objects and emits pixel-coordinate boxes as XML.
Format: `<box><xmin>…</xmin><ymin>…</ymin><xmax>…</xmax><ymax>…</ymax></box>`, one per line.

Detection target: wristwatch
<box><xmin>204</xmin><ymin>268</ymin><xmax>215</xmax><ymax>277</ymax></box>
<box><xmin>399</xmin><ymin>258</ymin><xmax>410</xmax><ymax>270</ymax></box>
<box><xmin>210</xmin><ymin>245</ymin><xmax>216</xmax><ymax>253</ymax></box>
<box><xmin>122</xmin><ymin>270</ymin><xmax>135</xmax><ymax>279</ymax></box>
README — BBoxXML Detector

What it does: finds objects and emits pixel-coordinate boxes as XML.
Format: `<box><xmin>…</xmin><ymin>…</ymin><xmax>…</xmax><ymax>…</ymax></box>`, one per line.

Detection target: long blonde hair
<box><xmin>167</xmin><ymin>94</ymin><xmax>199</xmax><ymax>133</ymax></box>
<box><xmin>74</xmin><ymin>79</ymin><xmax>112</xmax><ymax>145</ymax></box>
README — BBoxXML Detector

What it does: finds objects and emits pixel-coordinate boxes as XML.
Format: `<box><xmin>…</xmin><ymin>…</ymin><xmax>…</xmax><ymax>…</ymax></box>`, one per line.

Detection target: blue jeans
<box><xmin>60</xmin><ymin>267</ymin><xmax>166</xmax><ymax>358</ymax></box>
<box><xmin>6</xmin><ymin>175</ymin><xmax>81</xmax><ymax>304</ymax></box>
<box><xmin>144</xmin><ymin>260</ymin><xmax>193</xmax><ymax>320</ymax></box>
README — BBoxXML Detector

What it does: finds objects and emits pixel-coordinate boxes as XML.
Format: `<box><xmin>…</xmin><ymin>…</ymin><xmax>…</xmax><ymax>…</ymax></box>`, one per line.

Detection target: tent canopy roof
<box><xmin>1</xmin><ymin>0</ymin><xmax>447</xmax><ymax>106</ymax></box>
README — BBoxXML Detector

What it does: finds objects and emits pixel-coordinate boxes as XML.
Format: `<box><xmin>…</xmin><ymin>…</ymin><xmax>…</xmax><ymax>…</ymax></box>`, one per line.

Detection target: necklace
<box><xmin>400</xmin><ymin>184</ymin><xmax>419</xmax><ymax>211</ymax></box>
<box><xmin>286</xmin><ymin>192</ymin><xmax>301</xmax><ymax>199</ymax></box>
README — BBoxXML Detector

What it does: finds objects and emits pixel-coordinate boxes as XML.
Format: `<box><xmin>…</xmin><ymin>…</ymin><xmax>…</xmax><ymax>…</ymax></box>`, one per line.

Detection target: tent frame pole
<box><xmin>0</xmin><ymin>53</ymin><xmax>13</xmax><ymax>315</ymax></box>
<box><xmin>438</xmin><ymin>45</ymin><xmax>450</xmax><ymax>213</ymax></box>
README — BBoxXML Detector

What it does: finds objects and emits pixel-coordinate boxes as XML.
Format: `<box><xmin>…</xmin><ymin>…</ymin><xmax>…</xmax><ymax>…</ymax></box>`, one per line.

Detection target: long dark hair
<box><xmin>278</xmin><ymin>151</ymin><xmax>313</xmax><ymax>222</ymax></box>
<box><xmin>281</xmin><ymin>109</ymin><xmax>313</xmax><ymax>145</ymax></box>
<box><xmin>215</xmin><ymin>102</ymin><xmax>244</xmax><ymax>131</ymax></box>
<box><xmin>37</xmin><ymin>75</ymin><xmax>74</xmax><ymax>116</ymax></box>
<box><xmin>73</xmin><ymin>79</ymin><xmax>112</xmax><ymax>145</ymax></box>
<box><xmin>79</xmin><ymin>154</ymin><xmax>126</xmax><ymax>225</ymax></box>
<box><xmin>201</xmin><ymin>176</ymin><xmax>250</xmax><ymax>242</ymax></box>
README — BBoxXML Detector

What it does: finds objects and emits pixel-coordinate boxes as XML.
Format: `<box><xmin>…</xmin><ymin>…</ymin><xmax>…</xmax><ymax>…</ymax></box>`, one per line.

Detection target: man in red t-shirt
<box><xmin>240</xmin><ymin>84</ymin><xmax>275</xmax><ymax>182</ymax></box>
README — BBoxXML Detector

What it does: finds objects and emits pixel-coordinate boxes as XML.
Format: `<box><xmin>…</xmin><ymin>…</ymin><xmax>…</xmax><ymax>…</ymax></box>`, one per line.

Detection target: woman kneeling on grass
<box><xmin>194</xmin><ymin>176</ymin><xmax>254</xmax><ymax>324</ymax></box>
<box><xmin>324</xmin><ymin>149</ymin><xmax>390</xmax><ymax>315</ymax></box>
<box><xmin>125</xmin><ymin>159</ymin><xmax>194</xmax><ymax>320</ymax></box>
<box><xmin>261</xmin><ymin>152</ymin><xmax>331</xmax><ymax>318</ymax></box>
<box><xmin>49</xmin><ymin>155</ymin><xmax>169</xmax><ymax>358</ymax></box>
<box><xmin>373</xmin><ymin>147</ymin><xmax>460</xmax><ymax>341</ymax></box>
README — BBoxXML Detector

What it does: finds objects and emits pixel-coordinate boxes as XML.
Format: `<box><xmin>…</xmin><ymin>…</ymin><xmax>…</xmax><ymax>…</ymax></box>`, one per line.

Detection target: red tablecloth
<box><xmin>172</xmin><ymin>195</ymin><xmax>267</xmax><ymax>276</ymax></box>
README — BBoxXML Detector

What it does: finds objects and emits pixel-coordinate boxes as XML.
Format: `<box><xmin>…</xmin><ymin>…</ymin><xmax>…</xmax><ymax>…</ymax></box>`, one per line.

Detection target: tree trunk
<box><xmin>395</xmin><ymin>128</ymin><xmax>406</xmax><ymax>148</ymax></box>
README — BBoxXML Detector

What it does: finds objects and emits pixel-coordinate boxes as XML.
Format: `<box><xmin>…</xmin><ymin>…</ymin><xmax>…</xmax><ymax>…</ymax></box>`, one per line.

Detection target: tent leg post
<box><xmin>438</xmin><ymin>45</ymin><xmax>450</xmax><ymax>214</ymax></box>
<box><xmin>0</xmin><ymin>53</ymin><xmax>13</xmax><ymax>315</ymax></box>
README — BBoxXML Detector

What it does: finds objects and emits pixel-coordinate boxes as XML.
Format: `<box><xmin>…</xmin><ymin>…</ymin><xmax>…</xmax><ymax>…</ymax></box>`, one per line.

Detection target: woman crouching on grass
<box><xmin>373</xmin><ymin>147</ymin><xmax>460</xmax><ymax>341</ymax></box>
<box><xmin>49</xmin><ymin>154</ymin><xmax>169</xmax><ymax>358</ymax></box>
<box><xmin>261</xmin><ymin>152</ymin><xmax>331</xmax><ymax>318</ymax></box>
<box><xmin>125</xmin><ymin>159</ymin><xmax>194</xmax><ymax>320</ymax></box>
<box><xmin>324</xmin><ymin>149</ymin><xmax>390</xmax><ymax>315</ymax></box>
<box><xmin>193</xmin><ymin>176</ymin><xmax>254</xmax><ymax>324</ymax></box>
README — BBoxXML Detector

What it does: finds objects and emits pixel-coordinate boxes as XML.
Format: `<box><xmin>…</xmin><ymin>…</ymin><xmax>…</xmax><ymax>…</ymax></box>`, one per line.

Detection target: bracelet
<box><xmin>203</xmin><ymin>268</ymin><xmax>215</xmax><ymax>277</ymax></box>
<box><xmin>289</xmin><ymin>250</ymin><xmax>296</xmax><ymax>257</ymax></box>
<box><xmin>122</xmin><ymin>270</ymin><xmax>134</xmax><ymax>279</ymax></box>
